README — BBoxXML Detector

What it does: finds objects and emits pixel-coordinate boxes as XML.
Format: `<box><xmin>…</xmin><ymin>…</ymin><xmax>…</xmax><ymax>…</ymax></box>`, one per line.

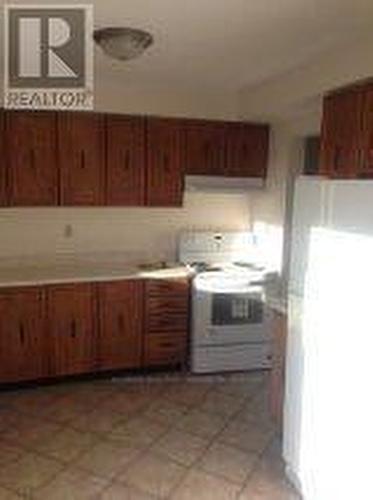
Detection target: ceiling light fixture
<box><xmin>93</xmin><ymin>27</ymin><xmax>153</xmax><ymax>61</ymax></box>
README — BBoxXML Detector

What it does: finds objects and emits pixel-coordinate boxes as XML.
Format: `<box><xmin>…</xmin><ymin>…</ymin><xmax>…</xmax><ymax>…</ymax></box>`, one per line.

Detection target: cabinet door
<box><xmin>183</xmin><ymin>121</ymin><xmax>225</xmax><ymax>176</ymax></box>
<box><xmin>319</xmin><ymin>90</ymin><xmax>363</xmax><ymax>178</ymax></box>
<box><xmin>269</xmin><ymin>311</ymin><xmax>287</xmax><ymax>428</ymax></box>
<box><xmin>0</xmin><ymin>111</ymin><xmax>7</xmax><ymax>206</ymax></box>
<box><xmin>146</xmin><ymin>118</ymin><xmax>184</xmax><ymax>206</ymax></box>
<box><xmin>225</xmin><ymin>123</ymin><xmax>269</xmax><ymax>178</ymax></box>
<box><xmin>47</xmin><ymin>283</ymin><xmax>96</xmax><ymax>376</ymax></box>
<box><xmin>6</xmin><ymin>111</ymin><xmax>58</xmax><ymax>205</ymax></box>
<box><xmin>106</xmin><ymin>115</ymin><xmax>146</xmax><ymax>205</ymax></box>
<box><xmin>98</xmin><ymin>280</ymin><xmax>143</xmax><ymax>371</ymax></box>
<box><xmin>359</xmin><ymin>86</ymin><xmax>373</xmax><ymax>177</ymax></box>
<box><xmin>58</xmin><ymin>113</ymin><xmax>105</xmax><ymax>205</ymax></box>
<box><xmin>0</xmin><ymin>287</ymin><xmax>47</xmax><ymax>383</ymax></box>
<box><xmin>145</xmin><ymin>279</ymin><xmax>189</xmax><ymax>334</ymax></box>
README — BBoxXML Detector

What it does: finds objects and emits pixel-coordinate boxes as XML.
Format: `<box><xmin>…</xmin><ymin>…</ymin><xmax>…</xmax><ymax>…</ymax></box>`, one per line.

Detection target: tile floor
<box><xmin>0</xmin><ymin>371</ymin><xmax>301</xmax><ymax>499</ymax></box>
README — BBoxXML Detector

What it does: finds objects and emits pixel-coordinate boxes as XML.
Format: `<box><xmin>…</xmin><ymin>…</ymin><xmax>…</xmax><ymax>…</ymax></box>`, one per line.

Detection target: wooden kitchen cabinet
<box><xmin>47</xmin><ymin>283</ymin><xmax>97</xmax><ymax>376</ymax></box>
<box><xmin>106</xmin><ymin>115</ymin><xmax>146</xmax><ymax>205</ymax></box>
<box><xmin>319</xmin><ymin>88</ymin><xmax>364</xmax><ymax>178</ymax></box>
<box><xmin>146</xmin><ymin>118</ymin><xmax>184</xmax><ymax>206</ymax></box>
<box><xmin>0</xmin><ymin>287</ymin><xmax>47</xmax><ymax>383</ymax></box>
<box><xmin>183</xmin><ymin>120</ymin><xmax>225</xmax><ymax>176</ymax></box>
<box><xmin>358</xmin><ymin>85</ymin><xmax>373</xmax><ymax>178</ymax></box>
<box><xmin>225</xmin><ymin>123</ymin><xmax>269</xmax><ymax>177</ymax></box>
<box><xmin>144</xmin><ymin>278</ymin><xmax>189</xmax><ymax>367</ymax></box>
<box><xmin>98</xmin><ymin>280</ymin><xmax>143</xmax><ymax>371</ymax></box>
<box><xmin>6</xmin><ymin>111</ymin><xmax>58</xmax><ymax>205</ymax></box>
<box><xmin>58</xmin><ymin>112</ymin><xmax>105</xmax><ymax>205</ymax></box>
<box><xmin>0</xmin><ymin>111</ymin><xmax>6</xmax><ymax>206</ymax></box>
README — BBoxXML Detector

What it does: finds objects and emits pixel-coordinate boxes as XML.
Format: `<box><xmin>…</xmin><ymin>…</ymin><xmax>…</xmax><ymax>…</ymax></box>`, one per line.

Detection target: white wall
<box><xmin>0</xmin><ymin>192</ymin><xmax>251</xmax><ymax>261</ymax></box>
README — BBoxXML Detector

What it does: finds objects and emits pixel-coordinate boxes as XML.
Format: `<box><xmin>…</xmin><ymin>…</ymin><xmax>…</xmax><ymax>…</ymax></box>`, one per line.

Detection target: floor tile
<box><xmin>175</xmin><ymin>409</ymin><xmax>226</xmax><ymax>439</ymax></box>
<box><xmin>142</xmin><ymin>399</ymin><xmax>189</xmax><ymax>426</ymax></box>
<box><xmin>40</xmin><ymin>396</ymin><xmax>94</xmax><ymax>424</ymax></box>
<box><xmin>151</xmin><ymin>428</ymin><xmax>209</xmax><ymax>466</ymax></box>
<box><xmin>199</xmin><ymin>442</ymin><xmax>258</xmax><ymax>485</ymax></box>
<box><xmin>164</xmin><ymin>380</ymin><xmax>212</xmax><ymax>407</ymax></box>
<box><xmin>0</xmin><ymin>441</ymin><xmax>24</xmax><ymax>467</ymax></box>
<box><xmin>34</xmin><ymin>467</ymin><xmax>109</xmax><ymax>500</ymax></box>
<box><xmin>108</xmin><ymin>415</ymin><xmax>167</xmax><ymax>447</ymax></box>
<box><xmin>99</xmin><ymin>482</ymin><xmax>156</xmax><ymax>500</ymax></box>
<box><xmin>103</xmin><ymin>392</ymin><xmax>152</xmax><ymax>418</ymax></box>
<box><xmin>71</xmin><ymin>407</ymin><xmax>124</xmax><ymax>435</ymax></box>
<box><xmin>0</xmin><ymin>486</ymin><xmax>23</xmax><ymax>499</ymax></box>
<box><xmin>198</xmin><ymin>389</ymin><xmax>244</xmax><ymax>419</ymax></box>
<box><xmin>73</xmin><ymin>438</ymin><xmax>144</xmax><ymax>480</ymax></box>
<box><xmin>1</xmin><ymin>416</ymin><xmax>62</xmax><ymax>450</ymax></box>
<box><xmin>0</xmin><ymin>451</ymin><xmax>63</xmax><ymax>496</ymax></box>
<box><xmin>171</xmin><ymin>469</ymin><xmax>240</xmax><ymax>500</ymax></box>
<box><xmin>218</xmin><ymin>419</ymin><xmax>274</xmax><ymax>454</ymax></box>
<box><xmin>117</xmin><ymin>451</ymin><xmax>187</xmax><ymax>498</ymax></box>
<box><xmin>34</xmin><ymin>427</ymin><xmax>99</xmax><ymax>463</ymax></box>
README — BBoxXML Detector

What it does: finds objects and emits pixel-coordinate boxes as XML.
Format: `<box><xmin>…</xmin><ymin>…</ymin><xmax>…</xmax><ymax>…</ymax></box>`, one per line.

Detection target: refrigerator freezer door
<box><xmin>288</xmin><ymin>176</ymin><xmax>327</xmax><ymax>297</ymax></box>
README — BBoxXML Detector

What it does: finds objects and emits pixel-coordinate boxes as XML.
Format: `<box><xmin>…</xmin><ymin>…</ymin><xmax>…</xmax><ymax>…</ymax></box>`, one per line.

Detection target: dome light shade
<box><xmin>93</xmin><ymin>27</ymin><xmax>153</xmax><ymax>61</ymax></box>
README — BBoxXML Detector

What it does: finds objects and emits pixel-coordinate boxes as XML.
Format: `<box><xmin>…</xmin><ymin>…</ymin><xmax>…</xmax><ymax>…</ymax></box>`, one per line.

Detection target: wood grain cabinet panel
<box><xmin>0</xmin><ymin>111</ymin><xmax>6</xmax><ymax>206</ymax></box>
<box><xmin>106</xmin><ymin>115</ymin><xmax>146</xmax><ymax>205</ymax></box>
<box><xmin>183</xmin><ymin>121</ymin><xmax>225</xmax><ymax>176</ymax></box>
<box><xmin>0</xmin><ymin>287</ymin><xmax>47</xmax><ymax>383</ymax></box>
<box><xmin>58</xmin><ymin>112</ymin><xmax>105</xmax><ymax>205</ymax></box>
<box><xmin>145</xmin><ymin>279</ymin><xmax>189</xmax><ymax>334</ymax></box>
<box><xmin>225</xmin><ymin>123</ymin><xmax>269</xmax><ymax>178</ymax></box>
<box><xmin>269</xmin><ymin>311</ymin><xmax>287</xmax><ymax>429</ymax></box>
<box><xmin>98</xmin><ymin>280</ymin><xmax>143</xmax><ymax>371</ymax></box>
<box><xmin>359</xmin><ymin>85</ymin><xmax>373</xmax><ymax>178</ymax></box>
<box><xmin>144</xmin><ymin>333</ymin><xmax>187</xmax><ymax>367</ymax></box>
<box><xmin>6</xmin><ymin>111</ymin><xmax>58</xmax><ymax>205</ymax></box>
<box><xmin>146</xmin><ymin>118</ymin><xmax>184</xmax><ymax>206</ymax></box>
<box><xmin>319</xmin><ymin>89</ymin><xmax>363</xmax><ymax>178</ymax></box>
<box><xmin>47</xmin><ymin>283</ymin><xmax>97</xmax><ymax>376</ymax></box>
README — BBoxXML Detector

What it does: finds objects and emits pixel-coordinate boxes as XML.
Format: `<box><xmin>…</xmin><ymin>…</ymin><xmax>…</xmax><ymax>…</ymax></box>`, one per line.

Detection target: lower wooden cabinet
<box><xmin>0</xmin><ymin>287</ymin><xmax>47</xmax><ymax>383</ymax></box>
<box><xmin>269</xmin><ymin>310</ymin><xmax>287</xmax><ymax>428</ymax></box>
<box><xmin>0</xmin><ymin>277</ymin><xmax>190</xmax><ymax>384</ymax></box>
<box><xmin>47</xmin><ymin>283</ymin><xmax>97</xmax><ymax>377</ymax></box>
<box><xmin>98</xmin><ymin>280</ymin><xmax>143</xmax><ymax>371</ymax></box>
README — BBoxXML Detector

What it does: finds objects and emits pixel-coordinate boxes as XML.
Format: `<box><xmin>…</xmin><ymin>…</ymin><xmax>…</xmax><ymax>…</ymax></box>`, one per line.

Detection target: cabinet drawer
<box><xmin>143</xmin><ymin>333</ymin><xmax>187</xmax><ymax>367</ymax></box>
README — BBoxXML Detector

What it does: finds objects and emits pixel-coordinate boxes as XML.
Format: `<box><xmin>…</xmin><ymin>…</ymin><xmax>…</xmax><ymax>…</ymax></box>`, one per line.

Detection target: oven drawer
<box><xmin>143</xmin><ymin>333</ymin><xmax>187</xmax><ymax>367</ymax></box>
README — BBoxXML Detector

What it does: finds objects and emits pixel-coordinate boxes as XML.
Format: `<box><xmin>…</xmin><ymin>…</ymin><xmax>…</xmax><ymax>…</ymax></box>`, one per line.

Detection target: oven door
<box><xmin>195</xmin><ymin>289</ymin><xmax>270</xmax><ymax>346</ymax></box>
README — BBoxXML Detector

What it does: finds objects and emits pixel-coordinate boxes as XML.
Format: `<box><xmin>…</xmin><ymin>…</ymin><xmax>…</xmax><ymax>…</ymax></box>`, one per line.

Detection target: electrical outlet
<box><xmin>64</xmin><ymin>224</ymin><xmax>73</xmax><ymax>238</ymax></box>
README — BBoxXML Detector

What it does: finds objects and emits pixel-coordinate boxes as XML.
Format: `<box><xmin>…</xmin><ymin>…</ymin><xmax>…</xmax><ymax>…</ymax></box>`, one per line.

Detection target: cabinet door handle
<box><xmin>80</xmin><ymin>151</ymin><xmax>86</xmax><ymax>170</ymax></box>
<box><xmin>163</xmin><ymin>153</ymin><xmax>170</xmax><ymax>173</ymax></box>
<box><xmin>117</xmin><ymin>314</ymin><xmax>124</xmax><ymax>333</ymax></box>
<box><xmin>70</xmin><ymin>319</ymin><xmax>77</xmax><ymax>338</ymax></box>
<box><xmin>19</xmin><ymin>322</ymin><xmax>25</xmax><ymax>345</ymax></box>
<box><xmin>29</xmin><ymin>149</ymin><xmax>35</xmax><ymax>170</ymax></box>
<box><xmin>124</xmin><ymin>150</ymin><xmax>130</xmax><ymax>171</ymax></box>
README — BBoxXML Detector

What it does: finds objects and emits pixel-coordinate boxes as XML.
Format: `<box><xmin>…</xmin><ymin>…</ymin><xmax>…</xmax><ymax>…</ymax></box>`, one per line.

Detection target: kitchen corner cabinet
<box><xmin>47</xmin><ymin>283</ymin><xmax>97</xmax><ymax>377</ymax></box>
<box><xmin>98</xmin><ymin>280</ymin><xmax>143</xmax><ymax>371</ymax></box>
<box><xmin>146</xmin><ymin>118</ymin><xmax>184</xmax><ymax>206</ymax></box>
<box><xmin>106</xmin><ymin>115</ymin><xmax>146</xmax><ymax>206</ymax></box>
<box><xmin>225</xmin><ymin>123</ymin><xmax>269</xmax><ymax>177</ymax></box>
<box><xmin>6</xmin><ymin>111</ymin><xmax>58</xmax><ymax>205</ymax></box>
<box><xmin>58</xmin><ymin>112</ymin><xmax>105</xmax><ymax>205</ymax></box>
<box><xmin>0</xmin><ymin>287</ymin><xmax>47</xmax><ymax>383</ymax></box>
<box><xmin>0</xmin><ymin>111</ymin><xmax>6</xmax><ymax>206</ymax></box>
<box><xmin>183</xmin><ymin>121</ymin><xmax>225</xmax><ymax>176</ymax></box>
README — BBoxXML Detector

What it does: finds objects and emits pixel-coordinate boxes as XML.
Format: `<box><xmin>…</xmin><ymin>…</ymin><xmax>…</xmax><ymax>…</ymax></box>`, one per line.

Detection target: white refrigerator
<box><xmin>284</xmin><ymin>176</ymin><xmax>373</xmax><ymax>500</ymax></box>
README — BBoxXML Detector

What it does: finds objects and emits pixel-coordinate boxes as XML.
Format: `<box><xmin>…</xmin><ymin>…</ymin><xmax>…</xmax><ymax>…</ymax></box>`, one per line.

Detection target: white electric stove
<box><xmin>179</xmin><ymin>232</ymin><xmax>272</xmax><ymax>373</ymax></box>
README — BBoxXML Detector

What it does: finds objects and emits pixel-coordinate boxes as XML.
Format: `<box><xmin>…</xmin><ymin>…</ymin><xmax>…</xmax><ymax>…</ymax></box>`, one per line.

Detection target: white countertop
<box><xmin>0</xmin><ymin>255</ymin><xmax>193</xmax><ymax>288</ymax></box>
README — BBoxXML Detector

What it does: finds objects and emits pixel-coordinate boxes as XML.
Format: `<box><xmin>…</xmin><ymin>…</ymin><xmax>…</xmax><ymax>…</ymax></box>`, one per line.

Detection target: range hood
<box><xmin>184</xmin><ymin>175</ymin><xmax>265</xmax><ymax>193</ymax></box>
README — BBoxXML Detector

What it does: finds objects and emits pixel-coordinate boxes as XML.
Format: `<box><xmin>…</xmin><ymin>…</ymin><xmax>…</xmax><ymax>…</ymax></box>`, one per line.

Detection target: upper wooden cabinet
<box><xmin>0</xmin><ymin>287</ymin><xmax>47</xmax><ymax>383</ymax></box>
<box><xmin>6</xmin><ymin>111</ymin><xmax>58</xmax><ymax>205</ymax></box>
<box><xmin>58</xmin><ymin>112</ymin><xmax>105</xmax><ymax>205</ymax></box>
<box><xmin>225</xmin><ymin>123</ymin><xmax>269</xmax><ymax>178</ymax></box>
<box><xmin>0</xmin><ymin>111</ymin><xmax>6</xmax><ymax>206</ymax></box>
<box><xmin>319</xmin><ymin>88</ymin><xmax>364</xmax><ymax>178</ymax></box>
<box><xmin>183</xmin><ymin>121</ymin><xmax>225</xmax><ymax>176</ymax></box>
<box><xmin>106</xmin><ymin>115</ymin><xmax>146</xmax><ymax>206</ymax></box>
<box><xmin>47</xmin><ymin>283</ymin><xmax>97</xmax><ymax>376</ymax></box>
<box><xmin>98</xmin><ymin>280</ymin><xmax>143</xmax><ymax>371</ymax></box>
<box><xmin>146</xmin><ymin>118</ymin><xmax>184</xmax><ymax>207</ymax></box>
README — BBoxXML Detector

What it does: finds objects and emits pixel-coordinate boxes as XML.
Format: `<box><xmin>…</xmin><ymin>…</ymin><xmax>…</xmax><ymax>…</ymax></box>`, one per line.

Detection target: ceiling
<box><xmin>1</xmin><ymin>0</ymin><xmax>373</xmax><ymax>93</ymax></box>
